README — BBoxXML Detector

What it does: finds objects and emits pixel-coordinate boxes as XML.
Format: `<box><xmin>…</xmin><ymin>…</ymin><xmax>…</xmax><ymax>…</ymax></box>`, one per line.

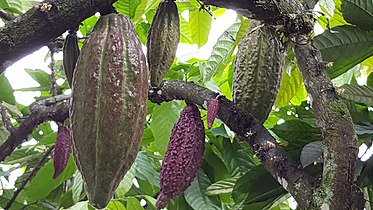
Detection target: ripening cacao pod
<box><xmin>70</xmin><ymin>14</ymin><xmax>148</xmax><ymax>209</ymax></box>
<box><xmin>233</xmin><ymin>20</ymin><xmax>285</xmax><ymax>123</ymax></box>
<box><xmin>147</xmin><ymin>0</ymin><xmax>180</xmax><ymax>87</ymax></box>
<box><xmin>156</xmin><ymin>104</ymin><xmax>205</xmax><ymax>209</ymax></box>
<box><xmin>53</xmin><ymin>125</ymin><xmax>71</xmax><ymax>179</ymax></box>
<box><xmin>63</xmin><ymin>30</ymin><xmax>80</xmax><ymax>87</ymax></box>
<box><xmin>207</xmin><ymin>97</ymin><xmax>219</xmax><ymax>129</ymax></box>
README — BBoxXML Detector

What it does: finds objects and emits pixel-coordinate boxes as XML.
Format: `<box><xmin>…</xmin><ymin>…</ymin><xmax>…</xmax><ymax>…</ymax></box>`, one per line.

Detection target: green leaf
<box><xmin>24</xmin><ymin>156</ymin><xmax>76</xmax><ymax>201</ymax></box>
<box><xmin>337</xmin><ymin>84</ymin><xmax>373</xmax><ymax>106</ymax></box>
<box><xmin>36</xmin><ymin>132</ymin><xmax>57</xmax><ymax>146</ymax></box>
<box><xmin>0</xmin><ymin>74</ymin><xmax>16</xmax><ymax>104</ymax></box>
<box><xmin>319</xmin><ymin>0</ymin><xmax>336</xmax><ymax>16</ymax></box>
<box><xmin>205</xmin><ymin>177</ymin><xmax>237</xmax><ymax>196</ymax></box>
<box><xmin>133</xmin><ymin>0</ymin><xmax>161</xmax><ymax>24</ymax></box>
<box><xmin>150</xmin><ymin>101</ymin><xmax>181</xmax><ymax>155</ymax></box>
<box><xmin>4</xmin><ymin>0</ymin><xmax>23</xmax><ymax>14</ymax></box>
<box><xmin>71</xmin><ymin>172</ymin><xmax>85</xmax><ymax>203</ymax></box>
<box><xmin>0</xmin><ymin>190</ymin><xmax>42</xmax><ymax>210</ymax></box>
<box><xmin>184</xmin><ymin>170</ymin><xmax>220</xmax><ymax>210</ymax></box>
<box><xmin>116</xmin><ymin>166</ymin><xmax>136</xmax><ymax>197</ymax></box>
<box><xmin>0</xmin><ymin>126</ymin><xmax>10</xmax><ymax>145</ymax></box>
<box><xmin>2</xmin><ymin>101</ymin><xmax>21</xmax><ymax>116</ymax></box>
<box><xmin>271</xmin><ymin>119</ymin><xmax>322</xmax><ymax>149</ymax></box>
<box><xmin>318</xmin><ymin>0</ymin><xmax>348</xmax><ymax>29</ymax></box>
<box><xmin>80</xmin><ymin>15</ymin><xmax>99</xmax><ymax>36</ymax></box>
<box><xmin>189</xmin><ymin>10</ymin><xmax>212</xmax><ymax>48</ymax></box>
<box><xmin>22</xmin><ymin>69</ymin><xmax>51</xmax><ymax>91</ymax></box>
<box><xmin>180</xmin><ymin>15</ymin><xmax>193</xmax><ymax>44</ymax></box>
<box><xmin>67</xmin><ymin>201</ymin><xmax>93</xmax><ymax>210</ymax></box>
<box><xmin>275</xmin><ymin>59</ymin><xmax>306</xmax><ymax>108</ymax></box>
<box><xmin>202</xmin><ymin>17</ymin><xmax>250</xmax><ymax>83</ymax></box>
<box><xmin>342</xmin><ymin>0</ymin><xmax>373</xmax><ymax>31</ymax></box>
<box><xmin>133</xmin><ymin>152</ymin><xmax>160</xmax><ymax>188</ymax></box>
<box><xmin>107</xmin><ymin>200</ymin><xmax>127</xmax><ymax>210</ymax></box>
<box><xmin>114</xmin><ymin>0</ymin><xmax>141</xmax><ymax>18</ymax></box>
<box><xmin>314</xmin><ymin>25</ymin><xmax>373</xmax><ymax>79</ymax></box>
<box><xmin>126</xmin><ymin>197</ymin><xmax>143</xmax><ymax>210</ymax></box>
<box><xmin>232</xmin><ymin>165</ymin><xmax>286</xmax><ymax>205</ymax></box>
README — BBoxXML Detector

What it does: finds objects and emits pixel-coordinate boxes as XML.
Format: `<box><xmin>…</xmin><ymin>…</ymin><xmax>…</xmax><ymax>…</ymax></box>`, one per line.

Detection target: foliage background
<box><xmin>0</xmin><ymin>0</ymin><xmax>373</xmax><ymax>209</ymax></box>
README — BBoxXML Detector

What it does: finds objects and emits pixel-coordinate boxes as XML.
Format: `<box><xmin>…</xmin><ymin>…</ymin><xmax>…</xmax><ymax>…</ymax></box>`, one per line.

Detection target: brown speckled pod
<box><xmin>156</xmin><ymin>104</ymin><xmax>205</xmax><ymax>209</ymax></box>
<box><xmin>71</xmin><ymin>14</ymin><xmax>148</xmax><ymax>209</ymax></box>
<box><xmin>147</xmin><ymin>0</ymin><xmax>180</xmax><ymax>87</ymax></box>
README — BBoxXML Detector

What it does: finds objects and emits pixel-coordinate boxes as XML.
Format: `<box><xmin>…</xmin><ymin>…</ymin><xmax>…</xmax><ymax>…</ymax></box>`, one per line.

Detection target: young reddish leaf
<box><xmin>207</xmin><ymin>97</ymin><xmax>219</xmax><ymax>129</ymax></box>
<box><xmin>53</xmin><ymin>125</ymin><xmax>71</xmax><ymax>179</ymax></box>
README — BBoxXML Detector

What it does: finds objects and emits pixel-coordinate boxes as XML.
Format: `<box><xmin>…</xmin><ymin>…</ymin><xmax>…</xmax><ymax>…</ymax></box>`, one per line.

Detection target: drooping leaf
<box><xmin>205</xmin><ymin>177</ymin><xmax>237</xmax><ymax>196</ymax></box>
<box><xmin>126</xmin><ymin>197</ymin><xmax>143</xmax><ymax>210</ymax></box>
<box><xmin>24</xmin><ymin>157</ymin><xmax>76</xmax><ymax>201</ymax></box>
<box><xmin>232</xmin><ymin>165</ymin><xmax>286</xmax><ymax>206</ymax></box>
<box><xmin>336</xmin><ymin>84</ymin><xmax>373</xmax><ymax>106</ymax></box>
<box><xmin>184</xmin><ymin>170</ymin><xmax>220</xmax><ymax>210</ymax></box>
<box><xmin>133</xmin><ymin>152</ymin><xmax>160</xmax><ymax>188</ymax></box>
<box><xmin>189</xmin><ymin>9</ymin><xmax>212</xmax><ymax>48</ymax></box>
<box><xmin>71</xmin><ymin>172</ymin><xmax>85</xmax><ymax>203</ymax></box>
<box><xmin>314</xmin><ymin>25</ymin><xmax>373</xmax><ymax>79</ymax></box>
<box><xmin>150</xmin><ymin>101</ymin><xmax>181</xmax><ymax>155</ymax></box>
<box><xmin>203</xmin><ymin>17</ymin><xmax>249</xmax><ymax>83</ymax></box>
<box><xmin>114</xmin><ymin>0</ymin><xmax>141</xmax><ymax>19</ymax></box>
<box><xmin>342</xmin><ymin>0</ymin><xmax>373</xmax><ymax>31</ymax></box>
<box><xmin>0</xmin><ymin>74</ymin><xmax>16</xmax><ymax>104</ymax></box>
<box><xmin>274</xmin><ymin>58</ymin><xmax>306</xmax><ymax>108</ymax></box>
<box><xmin>116</xmin><ymin>167</ymin><xmax>136</xmax><ymax>197</ymax></box>
<box><xmin>300</xmin><ymin>141</ymin><xmax>323</xmax><ymax>168</ymax></box>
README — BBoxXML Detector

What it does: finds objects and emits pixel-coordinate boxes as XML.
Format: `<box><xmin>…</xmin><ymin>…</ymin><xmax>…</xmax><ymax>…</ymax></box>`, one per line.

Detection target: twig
<box><xmin>4</xmin><ymin>146</ymin><xmax>55</xmax><ymax>210</ymax></box>
<box><xmin>47</xmin><ymin>39</ymin><xmax>62</xmax><ymax>97</ymax></box>
<box><xmin>0</xmin><ymin>104</ymin><xmax>15</xmax><ymax>133</ymax></box>
<box><xmin>0</xmin><ymin>11</ymin><xmax>16</xmax><ymax>21</ymax></box>
<box><xmin>0</xmin><ymin>103</ymin><xmax>69</xmax><ymax>161</ymax></box>
<box><xmin>29</xmin><ymin>94</ymin><xmax>71</xmax><ymax>112</ymax></box>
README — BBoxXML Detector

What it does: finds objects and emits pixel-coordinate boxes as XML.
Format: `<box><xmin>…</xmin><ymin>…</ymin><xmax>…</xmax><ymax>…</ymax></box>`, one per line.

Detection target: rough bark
<box><xmin>0</xmin><ymin>0</ymin><xmax>116</xmax><ymax>74</ymax></box>
<box><xmin>293</xmin><ymin>44</ymin><xmax>358</xmax><ymax>209</ymax></box>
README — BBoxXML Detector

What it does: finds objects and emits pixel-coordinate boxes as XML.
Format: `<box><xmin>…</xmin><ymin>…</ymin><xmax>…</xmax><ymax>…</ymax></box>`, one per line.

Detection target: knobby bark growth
<box><xmin>0</xmin><ymin>0</ymin><xmax>362</xmax><ymax>209</ymax></box>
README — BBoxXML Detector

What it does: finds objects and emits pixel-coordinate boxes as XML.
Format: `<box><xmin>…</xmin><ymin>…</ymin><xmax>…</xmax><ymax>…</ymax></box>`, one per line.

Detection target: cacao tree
<box><xmin>0</xmin><ymin>0</ymin><xmax>372</xmax><ymax>210</ymax></box>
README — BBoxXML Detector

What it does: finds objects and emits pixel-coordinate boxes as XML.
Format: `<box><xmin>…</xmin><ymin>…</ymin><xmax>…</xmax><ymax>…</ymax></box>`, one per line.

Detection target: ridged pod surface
<box><xmin>147</xmin><ymin>0</ymin><xmax>180</xmax><ymax>87</ymax></box>
<box><xmin>53</xmin><ymin>125</ymin><xmax>71</xmax><ymax>179</ymax></box>
<box><xmin>233</xmin><ymin>20</ymin><xmax>285</xmax><ymax>123</ymax></box>
<box><xmin>156</xmin><ymin>104</ymin><xmax>205</xmax><ymax>209</ymax></box>
<box><xmin>63</xmin><ymin>31</ymin><xmax>80</xmax><ymax>87</ymax></box>
<box><xmin>70</xmin><ymin>14</ymin><xmax>148</xmax><ymax>209</ymax></box>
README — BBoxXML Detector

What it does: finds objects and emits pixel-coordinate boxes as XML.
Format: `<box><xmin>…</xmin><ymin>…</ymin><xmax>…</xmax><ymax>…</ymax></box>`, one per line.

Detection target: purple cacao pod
<box><xmin>53</xmin><ymin>125</ymin><xmax>71</xmax><ymax>179</ymax></box>
<box><xmin>207</xmin><ymin>97</ymin><xmax>219</xmax><ymax>129</ymax></box>
<box><xmin>156</xmin><ymin>104</ymin><xmax>205</xmax><ymax>209</ymax></box>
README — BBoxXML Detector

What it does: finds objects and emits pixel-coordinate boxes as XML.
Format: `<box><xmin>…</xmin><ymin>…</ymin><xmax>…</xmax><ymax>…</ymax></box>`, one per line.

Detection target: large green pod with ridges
<box><xmin>147</xmin><ymin>0</ymin><xmax>180</xmax><ymax>87</ymax></box>
<box><xmin>233</xmin><ymin>20</ymin><xmax>285</xmax><ymax>123</ymax></box>
<box><xmin>70</xmin><ymin>14</ymin><xmax>148</xmax><ymax>209</ymax></box>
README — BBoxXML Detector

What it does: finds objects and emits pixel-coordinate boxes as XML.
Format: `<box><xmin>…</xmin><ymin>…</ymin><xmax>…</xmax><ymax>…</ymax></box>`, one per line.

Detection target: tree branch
<box><xmin>0</xmin><ymin>103</ymin><xmax>68</xmax><ymax>162</ymax></box>
<box><xmin>0</xmin><ymin>0</ymin><xmax>116</xmax><ymax>74</ymax></box>
<box><xmin>149</xmin><ymin>81</ymin><xmax>316</xmax><ymax>209</ymax></box>
<box><xmin>0</xmin><ymin>11</ymin><xmax>16</xmax><ymax>21</ymax></box>
<box><xmin>293</xmin><ymin>44</ymin><xmax>359</xmax><ymax>209</ymax></box>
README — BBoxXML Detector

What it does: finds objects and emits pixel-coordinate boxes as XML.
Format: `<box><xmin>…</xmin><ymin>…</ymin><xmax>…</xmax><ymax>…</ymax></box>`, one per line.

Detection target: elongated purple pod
<box><xmin>207</xmin><ymin>97</ymin><xmax>219</xmax><ymax>129</ymax></box>
<box><xmin>53</xmin><ymin>125</ymin><xmax>71</xmax><ymax>179</ymax></box>
<box><xmin>156</xmin><ymin>104</ymin><xmax>205</xmax><ymax>209</ymax></box>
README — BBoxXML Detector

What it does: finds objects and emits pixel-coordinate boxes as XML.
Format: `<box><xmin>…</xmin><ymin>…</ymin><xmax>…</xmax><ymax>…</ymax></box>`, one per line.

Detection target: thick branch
<box><xmin>149</xmin><ymin>81</ymin><xmax>315</xmax><ymax>209</ymax></box>
<box><xmin>0</xmin><ymin>0</ymin><xmax>116</xmax><ymax>74</ymax></box>
<box><xmin>293</xmin><ymin>44</ymin><xmax>358</xmax><ymax>209</ymax></box>
<box><xmin>0</xmin><ymin>103</ymin><xmax>68</xmax><ymax>162</ymax></box>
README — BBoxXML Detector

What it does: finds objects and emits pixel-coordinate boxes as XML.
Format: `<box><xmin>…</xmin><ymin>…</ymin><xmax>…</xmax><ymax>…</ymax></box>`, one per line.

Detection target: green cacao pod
<box><xmin>63</xmin><ymin>30</ymin><xmax>80</xmax><ymax>87</ymax></box>
<box><xmin>156</xmin><ymin>104</ymin><xmax>205</xmax><ymax>209</ymax></box>
<box><xmin>147</xmin><ymin>0</ymin><xmax>180</xmax><ymax>87</ymax></box>
<box><xmin>233</xmin><ymin>20</ymin><xmax>285</xmax><ymax>123</ymax></box>
<box><xmin>70</xmin><ymin>14</ymin><xmax>148</xmax><ymax>209</ymax></box>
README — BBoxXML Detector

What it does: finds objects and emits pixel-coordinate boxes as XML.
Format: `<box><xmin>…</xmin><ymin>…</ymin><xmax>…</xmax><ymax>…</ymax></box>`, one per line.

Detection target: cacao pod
<box><xmin>147</xmin><ymin>0</ymin><xmax>180</xmax><ymax>87</ymax></box>
<box><xmin>156</xmin><ymin>104</ymin><xmax>205</xmax><ymax>209</ymax></box>
<box><xmin>207</xmin><ymin>97</ymin><xmax>219</xmax><ymax>129</ymax></box>
<box><xmin>70</xmin><ymin>14</ymin><xmax>148</xmax><ymax>209</ymax></box>
<box><xmin>53</xmin><ymin>125</ymin><xmax>71</xmax><ymax>179</ymax></box>
<box><xmin>232</xmin><ymin>20</ymin><xmax>285</xmax><ymax>123</ymax></box>
<box><xmin>63</xmin><ymin>30</ymin><xmax>80</xmax><ymax>87</ymax></box>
